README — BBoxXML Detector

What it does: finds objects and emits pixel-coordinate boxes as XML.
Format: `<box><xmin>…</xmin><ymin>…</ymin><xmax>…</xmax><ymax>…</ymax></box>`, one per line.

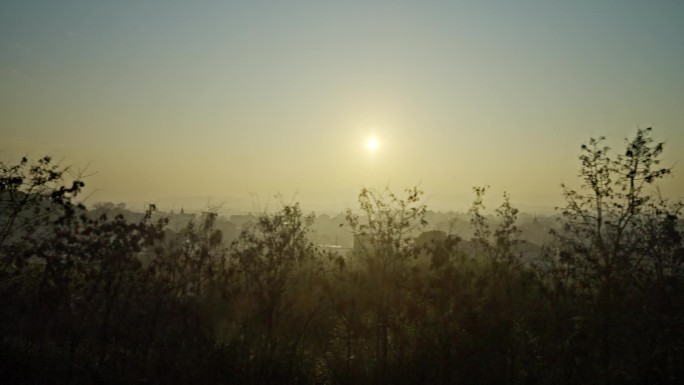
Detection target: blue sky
<box><xmin>2</xmin><ymin>0</ymin><xmax>683</xmax><ymax>212</ymax></box>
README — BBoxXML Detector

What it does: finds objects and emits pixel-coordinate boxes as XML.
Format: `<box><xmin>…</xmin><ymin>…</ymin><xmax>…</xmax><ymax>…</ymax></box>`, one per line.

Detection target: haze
<box><xmin>2</xmin><ymin>0</ymin><xmax>683</xmax><ymax>213</ymax></box>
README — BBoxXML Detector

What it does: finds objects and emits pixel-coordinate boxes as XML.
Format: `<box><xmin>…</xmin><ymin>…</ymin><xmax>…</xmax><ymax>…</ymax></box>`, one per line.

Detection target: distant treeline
<box><xmin>1</xmin><ymin>128</ymin><xmax>682</xmax><ymax>385</ymax></box>
<box><xmin>89</xmin><ymin>199</ymin><xmax>556</xmax><ymax>254</ymax></box>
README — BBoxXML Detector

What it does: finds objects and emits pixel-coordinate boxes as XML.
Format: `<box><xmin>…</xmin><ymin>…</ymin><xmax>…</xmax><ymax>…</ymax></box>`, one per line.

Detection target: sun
<box><xmin>366</xmin><ymin>138</ymin><xmax>379</xmax><ymax>152</ymax></box>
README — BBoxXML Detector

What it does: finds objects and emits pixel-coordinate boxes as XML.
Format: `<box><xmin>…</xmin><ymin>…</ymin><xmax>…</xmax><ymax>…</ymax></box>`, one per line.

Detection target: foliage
<box><xmin>468</xmin><ymin>186</ymin><xmax>522</xmax><ymax>267</ymax></box>
<box><xmin>555</xmin><ymin>128</ymin><xmax>675</xmax><ymax>289</ymax></box>
<box><xmin>0</xmin><ymin>156</ymin><xmax>85</xmax><ymax>269</ymax></box>
<box><xmin>225</xmin><ymin>203</ymin><xmax>322</xmax><ymax>384</ymax></box>
<box><xmin>548</xmin><ymin>127</ymin><xmax>684</xmax><ymax>383</ymax></box>
<box><xmin>1</xmin><ymin>129</ymin><xmax>682</xmax><ymax>385</ymax></box>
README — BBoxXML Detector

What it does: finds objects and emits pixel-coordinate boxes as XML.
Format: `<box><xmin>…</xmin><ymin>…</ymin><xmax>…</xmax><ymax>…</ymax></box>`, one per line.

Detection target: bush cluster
<box><xmin>1</xmin><ymin>129</ymin><xmax>682</xmax><ymax>384</ymax></box>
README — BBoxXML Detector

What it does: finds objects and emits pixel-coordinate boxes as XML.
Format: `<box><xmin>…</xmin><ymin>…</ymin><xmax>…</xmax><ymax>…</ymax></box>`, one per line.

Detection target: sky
<box><xmin>2</xmin><ymin>0</ymin><xmax>683</xmax><ymax>213</ymax></box>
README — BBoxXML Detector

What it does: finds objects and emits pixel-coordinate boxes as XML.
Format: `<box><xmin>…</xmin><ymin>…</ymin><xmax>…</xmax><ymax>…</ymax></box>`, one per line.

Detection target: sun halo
<box><xmin>366</xmin><ymin>138</ymin><xmax>379</xmax><ymax>152</ymax></box>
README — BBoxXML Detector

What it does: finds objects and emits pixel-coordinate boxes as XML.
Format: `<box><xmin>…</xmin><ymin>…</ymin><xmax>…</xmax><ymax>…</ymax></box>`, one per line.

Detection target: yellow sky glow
<box><xmin>1</xmin><ymin>2</ymin><xmax>683</xmax><ymax>213</ymax></box>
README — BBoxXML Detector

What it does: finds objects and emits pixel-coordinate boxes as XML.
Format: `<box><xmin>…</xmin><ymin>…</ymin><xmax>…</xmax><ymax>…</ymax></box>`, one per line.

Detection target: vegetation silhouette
<box><xmin>1</xmin><ymin>128</ymin><xmax>682</xmax><ymax>384</ymax></box>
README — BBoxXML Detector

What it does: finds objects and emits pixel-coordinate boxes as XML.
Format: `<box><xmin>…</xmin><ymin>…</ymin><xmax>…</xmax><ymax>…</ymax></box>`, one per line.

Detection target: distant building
<box><xmin>230</xmin><ymin>214</ymin><xmax>258</xmax><ymax>230</ymax></box>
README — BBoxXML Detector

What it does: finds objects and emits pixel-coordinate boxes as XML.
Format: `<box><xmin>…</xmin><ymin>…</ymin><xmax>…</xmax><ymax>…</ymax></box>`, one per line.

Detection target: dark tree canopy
<box><xmin>1</xmin><ymin>129</ymin><xmax>683</xmax><ymax>385</ymax></box>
